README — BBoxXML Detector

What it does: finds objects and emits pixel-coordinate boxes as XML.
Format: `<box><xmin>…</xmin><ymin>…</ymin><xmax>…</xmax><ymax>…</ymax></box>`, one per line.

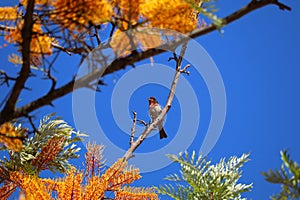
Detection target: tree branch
<box><xmin>0</xmin><ymin>0</ymin><xmax>35</xmax><ymax>118</ymax></box>
<box><xmin>102</xmin><ymin>0</ymin><xmax>291</xmax><ymax>76</ymax></box>
<box><xmin>0</xmin><ymin>0</ymin><xmax>291</xmax><ymax>125</ymax></box>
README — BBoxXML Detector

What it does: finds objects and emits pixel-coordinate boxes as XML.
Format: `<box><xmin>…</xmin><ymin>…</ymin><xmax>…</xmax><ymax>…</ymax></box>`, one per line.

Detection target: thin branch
<box><xmin>93</xmin><ymin>25</ymin><xmax>101</xmax><ymax>45</ymax></box>
<box><xmin>0</xmin><ymin>24</ymin><xmax>15</xmax><ymax>31</ymax></box>
<box><xmin>51</xmin><ymin>42</ymin><xmax>91</xmax><ymax>54</ymax></box>
<box><xmin>24</xmin><ymin>114</ymin><xmax>39</xmax><ymax>134</ymax></box>
<box><xmin>51</xmin><ymin>43</ymin><xmax>71</xmax><ymax>55</ymax></box>
<box><xmin>45</xmin><ymin>68</ymin><xmax>57</xmax><ymax>94</ymax></box>
<box><xmin>0</xmin><ymin>0</ymin><xmax>291</xmax><ymax>125</ymax></box>
<box><xmin>180</xmin><ymin>64</ymin><xmax>190</xmax><ymax>75</ymax></box>
<box><xmin>137</xmin><ymin>119</ymin><xmax>147</xmax><ymax>127</ymax></box>
<box><xmin>0</xmin><ymin>70</ymin><xmax>17</xmax><ymax>86</ymax></box>
<box><xmin>123</xmin><ymin>41</ymin><xmax>189</xmax><ymax>161</ymax></box>
<box><xmin>130</xmin><ymin>111</ymin><xmax>137</xmax><ymax>147</ymax></box>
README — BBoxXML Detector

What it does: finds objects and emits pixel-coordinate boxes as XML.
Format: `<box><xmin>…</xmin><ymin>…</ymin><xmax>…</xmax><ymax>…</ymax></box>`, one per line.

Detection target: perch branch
<box><xmin>123</xmin><ymin>42</ymin><xmax>189</xmax><ymax>161</ymax></box>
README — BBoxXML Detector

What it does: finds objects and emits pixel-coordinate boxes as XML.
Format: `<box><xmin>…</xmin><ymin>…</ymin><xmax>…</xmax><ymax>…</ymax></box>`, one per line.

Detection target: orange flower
<box><xmin>140</xmin><ymin>0</ymin><xmax>198</xmax><ymax>33</ymax></box>
<box><xmin>0</xmin><ymin>123</ymin><xmax>26</xmax><ymax>152</ymax></box>
<box><xmin>32</xmin><ymin>137</ymin><xmax>65</xmax><ymax>170</ymax></box>
<box><xmin>5</xmin><ymin>21</ymin><xmax>54</xmax><ymax>55</ymax></box>
<box><xmin>110</xmin><ymin>28</ymin><xmax>162</xmax><ymax>56</ymax></box>
<box><xmin>57</xmin><ymin>169</ymin><xmax>83</xmax><ymax>200</ymax></box>
<box><xmin>112</xmin><ymin>0</ymin><xmax>145</xmax><ymax>21</ymax></box>
<box><xmin>85</xmin><ymin>142</ymin><xmax>104</xmax><ymax>177</ymax></box>
<box><xmin>21</xmin><ymin>175</ymin><xmax>51</xmax><ymax>200</ymax></box>
<box><xmin>51</xmin><ymin>0</ymin><xmax>113</xmax><ymax>32</ymax></box>
<box><xmin>20</xmin><ymin>0</ymin><xmax>54</xmax><ymax>6</ymax></box>
<box><xmin>0</xmin><ymin>7</ymin><xmax>18</xmax><ymax>21</ymax></box>
<box><xmin>82</xmin><ymin>176</ymin><xmax>107</xmax><ymax>200</ymax></box>
<box><xmin>115</xmin><ymin>186</ymin><xmax>158</xmax><ymax>200</ymax></box>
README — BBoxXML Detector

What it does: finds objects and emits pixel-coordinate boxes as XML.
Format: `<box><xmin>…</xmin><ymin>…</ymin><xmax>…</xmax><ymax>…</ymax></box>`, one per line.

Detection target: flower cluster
<box><xmin>115</xmin><ymin>186</ymin><xmax>158</xmax><ymax>200</ymax></box>
<box><xmin>0</xmin><ymin>123</ymin><xmax>26</xmax><ymax>152</ymax></box>
<box><xmin>0</xmin><ymin>143</ymin><xmax>158</xmax><ymax>199</ymax></box>
<box><xmin>140</xmin><ymin>0</ymin><xmax>198</xmax><ymax>33</ymax></box>
<box><xmin>5</xmin><ymin>22</ymin><xmax>54</xmax><ymax>55</ymax></box>
<box><xmin>0</xmin><ymin>7</ymin><xmax>18</xmax><ymax>21</ymax></box>
<box><xmin>51</xmin><ymin>0</ymin><xmax>113</xmax><ymax>31</ymax></box>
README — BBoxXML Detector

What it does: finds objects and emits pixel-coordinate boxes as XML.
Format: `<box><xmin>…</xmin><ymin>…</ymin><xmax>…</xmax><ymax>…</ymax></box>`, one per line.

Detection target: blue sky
<box><xmin>1</xmin><ymin>1</ymin><xmax>300</xmax><ymax>199</ymax></box>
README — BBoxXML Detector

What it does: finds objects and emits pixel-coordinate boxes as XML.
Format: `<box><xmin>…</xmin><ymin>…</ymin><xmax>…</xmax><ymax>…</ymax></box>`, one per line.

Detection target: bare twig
<box><xmin>130</xmin><ymin>111</ymin><xmax>137</xmax><ymax>146</ymax></box>
<box><xmin>180</xmin><ymin>64</ymin><xmax>191</xmax><ymax>75</ymax></box>
<box><xmin>45</xmin><ymin>68</ymin><xmax>57</xmax><ymax>94</ymax></box>
<box><xmin>0</xmin><ymin>70</ymin><xmax>17</xmax><ymax>86</ymax></box>
<box><xmin>24</xmin><ymin>114</ymin><xmax>39</xmax><ymax>134</ymax></box>
<box><xmin>51</xmin><ymin>43</ymin><xmax>71</xmax><ymax>55</ymax></box>
<box><xmin>93</xmin><ymin>25</ymin><xmax>101</xmax><ymax>45</ymax></box>
<box><xmin>137</xmin><ymin>120</ymin><xmax>148</xmax><ymax>127</ymax></box>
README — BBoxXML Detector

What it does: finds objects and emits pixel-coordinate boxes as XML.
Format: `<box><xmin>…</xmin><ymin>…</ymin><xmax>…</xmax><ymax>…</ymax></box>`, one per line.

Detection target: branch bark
<box><xmin>0</xmin><ymin>0</ymin><xmax>291</xmax><ymax>125</ymax></box>
<box><xmin>0</xmin><ymin>0</ymin><xmax>35</xmax><ymax>120</ymax></box>
<box><xmin>130</xmin><ymin>111</ymin><xmax>137</xmax><ymax>146</ymax></box>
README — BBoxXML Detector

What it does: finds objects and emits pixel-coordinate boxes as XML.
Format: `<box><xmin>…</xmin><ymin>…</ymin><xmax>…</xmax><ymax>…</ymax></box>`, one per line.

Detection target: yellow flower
<box><xmin>140</xmin><ymin>0</ymin><xmax>197</xmax><ymax>33</ymax></box>
<box><xmin>115</xmin><ymin>186</ymin><xmax>158</xmax><ymax>200</ymax></box>
<box><xmin>51</xmin><ymin>0</ymin><xmax>113</xmax><ymax>32</ymax></box>
<box><xmin>112</xmin><ymin>0</ymin><xmax>145</xmax><ymax>21</ymax></box>
<box><xmin>21</xmin><ymin>176</ymin><xmax>51</xmax><ymax>200</ymax></box>
<box><xmin>0</xmin><ymin>123</ymin><xmax>26</xmax><ymax>152</ymax></box>
<box><xmin>0</xmin><ymin>7</ymin><xmax>18</xmax><ymax>21</ymax></box>
<box><xmin>110</xmin><ymin>28</ymin><xmax>162</xmax><ymax>56</ymax></box>
<box><xmin>5</xmin><ymin>21</ymin><xmax>54</xmax><ymax>56</ymax></box>
<box><xmin>20</xmin><ymin>0</ymin><xmax>54</xmax><ymax>6</ymax></box>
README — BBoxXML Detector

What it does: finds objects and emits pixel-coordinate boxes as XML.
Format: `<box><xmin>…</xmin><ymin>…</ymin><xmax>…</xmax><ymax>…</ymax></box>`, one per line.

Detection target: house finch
<box><xmin>148</xmin><ymin>96</ymin><xmax>168</xmax><ymax>139</ymax></box>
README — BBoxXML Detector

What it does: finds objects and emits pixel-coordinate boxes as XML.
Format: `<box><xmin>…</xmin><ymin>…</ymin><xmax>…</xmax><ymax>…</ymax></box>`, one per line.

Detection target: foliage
<box><xmin>262</xmin><ymin>150</ymin><xmax>300</xmax><ymax>200</ymax></box>
<box><xmin>0</xmin><ymin>0</ymin><xmax>220</xmax><ymax>68</ymax></box>
<box><xmin>0</xmin><ymin>143</ymin><xmax>158</xmax><ymax>199</ymax></box>
<box><xmin>157</xmin><ymin>151</ymin><xmax>252</xmax><ymax>200</ymax></box>
<box><xmin>0</xmin><ymin>113</ymin><xmax>85</xmax><ymax>187</ymax></box>
<box><xmin>0</xmin><ymin>0</ymin><xmax>293</xmax><ymax>198</ymax></box>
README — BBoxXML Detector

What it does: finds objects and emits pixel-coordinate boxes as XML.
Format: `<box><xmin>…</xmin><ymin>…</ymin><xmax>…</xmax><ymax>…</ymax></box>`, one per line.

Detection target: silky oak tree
<box><xmin>0</xmin><ymin>0</ymin><xmax>293</xmax><ymax>199</ymax></box>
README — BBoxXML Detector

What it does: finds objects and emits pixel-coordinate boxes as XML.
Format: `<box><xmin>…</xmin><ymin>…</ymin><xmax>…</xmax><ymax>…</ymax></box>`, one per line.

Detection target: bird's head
<box><xmin>148</xmin><ymin>96</ymin><xmax>158</xmax><ymax>105</ymax></box>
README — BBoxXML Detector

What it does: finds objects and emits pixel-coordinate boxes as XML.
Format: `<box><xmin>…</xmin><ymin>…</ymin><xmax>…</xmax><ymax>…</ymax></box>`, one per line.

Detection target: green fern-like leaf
<box><xmin>262</xmin><ymin>149</ymin><xmax>300</xmax><ymax>200</ymax></box>
<box><xmin>158</xmin><ymin>151</ymin><xmax>252</xmax><ymax>200</ymax></box>
<box><xmin>0</xmin><ymin>113</ymin><xmax>86</xmax><ymax>181</ymax></box>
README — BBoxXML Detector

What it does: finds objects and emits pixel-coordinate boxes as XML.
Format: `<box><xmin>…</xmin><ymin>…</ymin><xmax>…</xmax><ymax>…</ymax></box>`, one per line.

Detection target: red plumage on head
<box><xmin>148</xmin><ymin>96</ymin><xmax>158</xmax><ymax>103</ymax></box>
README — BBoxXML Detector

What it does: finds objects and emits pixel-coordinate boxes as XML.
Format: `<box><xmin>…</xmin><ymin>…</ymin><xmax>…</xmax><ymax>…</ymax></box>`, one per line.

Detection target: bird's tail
<box><xmin>158</xmin><ymin>123</ymin><xmax>167</xmax><ymax>139</ymax></box>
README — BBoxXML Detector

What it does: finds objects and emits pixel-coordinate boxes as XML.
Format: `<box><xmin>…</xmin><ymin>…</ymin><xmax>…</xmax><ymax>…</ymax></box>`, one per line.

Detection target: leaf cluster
<box><xmin>0</xmin><ymin>113</ymin><xmax>86</xmax><ymax>179</ymax></box>
<box><xmin>262</xmin><ymin>150</ymin><xmax>300</xmax><ymax>200</ymax></box>
<box><xmin>157</xmin><ymin>151</ymin><xmax>252</xmax><ymax>200</ymax></box>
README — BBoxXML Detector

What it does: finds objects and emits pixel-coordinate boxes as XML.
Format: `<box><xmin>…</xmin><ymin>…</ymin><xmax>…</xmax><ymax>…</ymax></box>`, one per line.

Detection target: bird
<box><xmin>148</xmin><ymin>96</ymin><xmax>168</xmax><ymax>139</ymax></box>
